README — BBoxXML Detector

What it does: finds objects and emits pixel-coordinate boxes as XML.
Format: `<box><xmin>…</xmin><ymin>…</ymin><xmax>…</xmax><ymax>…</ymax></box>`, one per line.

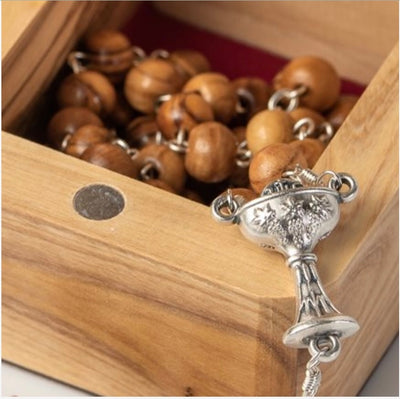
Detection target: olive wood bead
<box><xmin>232</xmin><ymin>77</ymin><xmax>271</xmax><ymax>116</ymax></box>
<box><xmin>84</xmin><ymin>29</ymin><xmax>134</xmax><ymax>83</ymax></box>
<box><xmin>169</xmin><ymin>50</ymin><xmax>210</xmax><ymax>79</ymax></box>
<box><xmin>183</xmin><ymin>72</ymin><xmax>238</xmax><ymax>124</ymax></box>
<box><xmin>289</xmin><ymin>138</ymin><xmax>326</xmax><ymax>168</ymax></box>
<box><xmin>156</xmin><ymin>92</ymin><xmax>214</xmax><ymax>140</ymax></box>
<box><xmin>57</xmin><ymin>70</ymin><xmax>117</xmax><ymax>116</ymax></box>
<box><xmin>135</xmin><ymin>144</ymin><xmax>186</xmax><ymax>193</ymax></box>
<box><xmin>273</xmin><ymin>56</ymin><xmax>341</xmax><ymax>112</ymax></box>
<box><xmin>185</xmin><ymin>121</ymin><xmax>237</xmax><ymax>183</ymax></box>
<box><xmin>124</xmin><ymin>58</ymin><xmax>186</xmax><ymax>114</ymax></box>
<box><xmin>125</xmin><ymin>115</ymin><xmax>160</xmax><ymax>148</ymax></box>
<box><xmin>289</xmin><ymin>107</ymin><xmax>325</xmax><ymax>126</ymax></box>
<box><xmin>145</xmin><ymin>179</ymin><xmax>176</xmax><ymax>194</ymax></box>
<box><xmin>47</xmin><ymin>107</ymin><xmax>103</xmax><ymax>149</ymax></box>
<box><xmin>246</xmin><ymin>109</ymin><xmax>294</xmax><ymax>154</ymax></box>
<box><xmin>326</xmin><ymin>95</ymin><xmax>359</xmax><ymax>131</ymax></box>
<box><xmin>65</xmin><ymin>125</ymin><xmax>115</xmax><ymax>158</ymax></box>
<box><xmin>249</xmin><ymin>143</ymin><xmax>307</xmax><ymax>194</ymax></box>
<box><xmin>80</xmin><ymin>142</ymin><xmax>139</xmax><ymax>178</ymax></box>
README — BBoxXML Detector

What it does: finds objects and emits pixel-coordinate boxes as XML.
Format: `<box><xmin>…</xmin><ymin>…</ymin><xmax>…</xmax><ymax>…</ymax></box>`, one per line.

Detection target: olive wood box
<box><xmin>2</xmin><ymin>1</ymin><xmax>399</xmax><ymax>396</ymax></box>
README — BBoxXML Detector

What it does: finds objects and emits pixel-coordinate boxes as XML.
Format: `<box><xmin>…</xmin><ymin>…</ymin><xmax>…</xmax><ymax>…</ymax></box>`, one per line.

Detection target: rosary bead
<box><xmin>185</xmin><ymin>121</ymin><xmax>237</xmax><ymax>183</ymax></box>
<box><xmin>57</xmin><ymin>70</ymin><xmax>117</xmax><ymax>116</ymax></box>
<box><xmin>232</xmin><ymin>77</ymin><xmax>271</xmax><ymax>116</ymax></box>
<box><xmin>125</xmin><ymin>115</ymin><xmax>160</xmax><ymax>148</ymax></box>
<box><xmin>83</xmin><ymin>29</ymin><xmax>134</xmax><ymax>83</ymax></box>
<box><xmin>169</xmin><ymin>50</ymin><xmax>210</xmax><ymax>79</ymax></box>
<box><xmin>124</xmin><ymin>58</ymin><xmax>186</xmax><ymax>114</ymax></box>
<box><xmin>64</xmin><ymin>125</ymin><xmax>114</xmax><ymax>158</ymax></box>
<box><xmin>246</xmin><ymin>109</ymin><xmax>294</xmax><ymax>154</ymax></box>
<box><xmin>136</xmin><ymin>144</ymin><xmax>186</xmax><ymax>193</ymax></box>
<box><xmin>326</xmin><ymin>95</ymin><xmax>359</xmax><ymax>131</ymax></box>
<box><xmin>156</xmin><ymin>92</ymin><xmax>214</xmax><ymax>140</ymax></box>
<box><xmin>80</xmin><ymin>142</ymin><xmax>139</xmax><ymax>178</ymax></box>
<box><xmin>273</xmin><ymin>56</ymin><xmax>340</xmax><ymax>112</ymax></box>
<box><xmin>289</xmin><ymin>107</ymin><xmax>325</xmax><ymax>126</ymax></box>
<box><xmin>249</xmin><ymin>142</ymin><xmax>307</xmax><ymax>193</ymax></box>
<box><xmin>145</xmin><ymin>179</ymin><xmax>176</xmax><ymax>193</ymax></box>
<box><xmin>183</xmin><ymin>72</ymin><xmax>238</xmax><ymax>124</ymax></box>
<box><xmin>289</xmin><ymin>138</ymin><xmax>326</xmax><ymax>168</ymax></box>
<box><xmin>47</xmin><ymin>106</ymin><xmax>103</xmax><ymax>149</ymax></box>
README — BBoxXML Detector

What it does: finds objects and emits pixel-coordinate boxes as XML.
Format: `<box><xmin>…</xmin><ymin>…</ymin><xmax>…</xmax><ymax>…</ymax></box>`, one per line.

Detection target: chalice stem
<box><xmin>289</xmin><ymin>253</ymin><xmax>340</xmax><ymax>324</ymax></box>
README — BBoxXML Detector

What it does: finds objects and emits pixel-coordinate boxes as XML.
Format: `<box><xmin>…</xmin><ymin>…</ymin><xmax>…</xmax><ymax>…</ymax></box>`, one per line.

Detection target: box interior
<box><xmin>8</xmin><ymin>2</ymin><xmax>365</xmax><ymax>146</ymax></box>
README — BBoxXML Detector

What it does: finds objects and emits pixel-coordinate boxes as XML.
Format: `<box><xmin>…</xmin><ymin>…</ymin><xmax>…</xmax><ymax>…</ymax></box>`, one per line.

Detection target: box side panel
<box><xmin>155</xmin><ymin>1</ymin><xmax>398</xmax><ymax>84</ymax></box>
<box><xmin>297</xmin><ymin>193</ymin><xmax>399</xmax><ymax>396</ymax></box>
<box><xmin>2</xmin><ymin>133</ymin><xmax>298</xmax><ymax>395</ymax></box>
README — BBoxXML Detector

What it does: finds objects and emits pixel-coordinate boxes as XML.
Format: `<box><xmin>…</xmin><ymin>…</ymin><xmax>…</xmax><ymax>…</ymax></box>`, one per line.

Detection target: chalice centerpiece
<box><xmin>211</xmin><ymin>167</ymin><xmax>359</xmax><ymax>396</ymax></box>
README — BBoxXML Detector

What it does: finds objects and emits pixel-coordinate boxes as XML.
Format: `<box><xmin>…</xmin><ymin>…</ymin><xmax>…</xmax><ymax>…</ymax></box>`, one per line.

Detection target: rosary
<box><xmin>46</xmin><ymin>29</ymin><xmax>360</xmax><ymax>396</ymax></box>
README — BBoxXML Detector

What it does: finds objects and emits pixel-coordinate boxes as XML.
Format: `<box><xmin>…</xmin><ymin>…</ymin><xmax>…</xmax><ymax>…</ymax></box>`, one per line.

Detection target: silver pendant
<box><xmin>211</xmin><ymin>167</ymin><xmax>359</xmax><ymax>396</ymax></box>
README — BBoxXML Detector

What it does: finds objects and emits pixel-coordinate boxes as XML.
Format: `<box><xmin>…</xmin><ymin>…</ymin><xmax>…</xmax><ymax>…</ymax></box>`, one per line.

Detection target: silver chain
<box><xmin>302</xmin><ymin>352</ymin><xmax>322</xmax><ymax>397</ymax></box>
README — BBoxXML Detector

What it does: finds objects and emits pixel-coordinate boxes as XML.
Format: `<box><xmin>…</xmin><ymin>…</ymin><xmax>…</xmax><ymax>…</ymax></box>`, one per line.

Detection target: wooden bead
<box><xmin>185</xmin><ymin>121</ymin><xmax>237</xmax><ymax>183</ymax></box>
<box><xmin>135</xmin><ymin>144</ymin><xmax>186</xmax><ymax>193</ymax></box>
<box><xmin>57</xmin><ymin>71</ymin><xmax>116</xmax><ymax>116</ymax></box>
<box><xmin>183</xmin><ymin>72</ymin><xmax>238</xmax><ymax>124</ymax></box>
<box><xmin>326</xmin><ymin>95</ymin><xmax>359</xmax><ymax>131</ymax></box>
<box><xmin>47</xmin><ymin>107</ymin><xmax>103</xmax><ymax>149</ymax></box>
<box><xmin>84</xmin><ymin>29</ymin><xmax>134</xmax><ymax>83</ymax></box>
<box><xmin>80</xmin><ymin>142</ymin><xmax>139</xmax><ymax>178</ymax></box>
<box><xmin>156</xmin><ymin>92</ymin><xmax>214</xmax><ymax>140</ymax></box>
<box><xmin>249</xmin><ymin>143</ymin><xmax>307</xmax><ymax>194</ymax></box>
<box><xmin>232</xmin><ymin>77</ymin><xmax>271</xmax><ymax>116</ymax></box>
<box><xmin>125</xmin><ymin>115</ymin><xmax>160</xmax><ymax>148</ymax></box>
<box><xmin>124</xmin><ymin>58</ymin><xmax>186</xmax><ymax>114</ymax></box>
<box><xmin>273</xmin><ymin>56</ymin><xmax>341</xmax><ymax>111</ymax></box>
<box><xmin>169</xmin><ymin>50</ymin><xmax>210</xmax><ymax>79</ymax></box>
<box><xmin>246</xmin><ymin>109</ymin><xmax>294</xmax><ymax>154</ymax></box>
<box><xmin>65</xmin><ymin>125</ymin><xmax>114</xmax><ymax>158</ymax></box>
<box><xmin>289</xmin><ymin>107</ymin><xmax>325</xmax><ymax>126</ymax></box>
<box><xmin>289</xmin><ymin>138</ymin><xmax>326</xmax><ymax>168</ymax></box>
<box><xmin>145</xmin><ymin>179</ymin><xmax>176</xmax><ymax>194</ymax></box>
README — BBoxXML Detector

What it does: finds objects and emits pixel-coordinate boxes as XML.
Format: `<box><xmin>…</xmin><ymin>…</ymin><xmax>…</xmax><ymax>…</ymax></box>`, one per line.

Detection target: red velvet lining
<box><xmin>122</xmin><ymin>3</ymin><xmax>365</xmax><ymax>96</ymax></box>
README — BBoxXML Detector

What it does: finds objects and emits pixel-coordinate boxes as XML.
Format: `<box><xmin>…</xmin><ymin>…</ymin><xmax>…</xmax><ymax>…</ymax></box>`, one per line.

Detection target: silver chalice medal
<box><xmin>211</xmin><ymin>166</ymin><xmax>359</xmax><ymax>397</ymax></box>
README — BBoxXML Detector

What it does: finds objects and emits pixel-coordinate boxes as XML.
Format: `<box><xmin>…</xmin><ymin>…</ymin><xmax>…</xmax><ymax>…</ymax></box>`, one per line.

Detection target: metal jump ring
<box><xmin>211</xmin><ymin>194</ymin><xmax>240</xmax><ymax>224</ymax></box>
<box><xmin>294</xmin><ymin>117</ymin><xmax>316</xmax><ymax>140</ymax></box>
<box><xmin>268</xmin><ymin>89</ymin><xmax>299</xmax><ymax>111</ymax></box>
<box><xmin>334</xmin><ymin>173</ymin><xmax>358</xmax><ymax>203</ymax></box>
<box><xmin>309</xmin><ymin>335</ymin><xmax>341</xmax><ymax>363</ymax></box>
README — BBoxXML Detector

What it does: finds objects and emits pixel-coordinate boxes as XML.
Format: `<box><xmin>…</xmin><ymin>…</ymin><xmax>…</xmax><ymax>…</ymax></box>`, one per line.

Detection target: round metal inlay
<box><xmin>73</xmin><ymin>184</ymin><xmax>125</xmax><ymax>220</ymax></box>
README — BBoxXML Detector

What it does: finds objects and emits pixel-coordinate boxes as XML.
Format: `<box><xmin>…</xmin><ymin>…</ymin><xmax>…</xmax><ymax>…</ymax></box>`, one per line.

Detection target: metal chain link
<box><xmin>302</xmin><ymin>352</ymin><xmax>322</xmax><ymax>397</ymax></box>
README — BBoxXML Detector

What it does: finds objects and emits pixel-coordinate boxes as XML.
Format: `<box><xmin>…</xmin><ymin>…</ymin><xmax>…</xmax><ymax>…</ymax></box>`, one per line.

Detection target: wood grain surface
<box><xmin>155</xmin><ymin>1</ymin><xmax>399</xmax><ymax>85</ymax></box>
<box><xmin>2</xmin><ymin>1</ymin><xmax>399</xmax><ymax>396</ymax></box>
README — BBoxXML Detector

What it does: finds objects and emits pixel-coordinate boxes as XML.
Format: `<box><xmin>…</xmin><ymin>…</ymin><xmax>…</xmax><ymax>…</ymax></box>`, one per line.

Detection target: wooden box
<box><xmin>2</xmin><ymin>1</ymin><xmax>399</xmax><ymax>396</ymax></box>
